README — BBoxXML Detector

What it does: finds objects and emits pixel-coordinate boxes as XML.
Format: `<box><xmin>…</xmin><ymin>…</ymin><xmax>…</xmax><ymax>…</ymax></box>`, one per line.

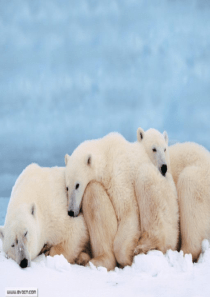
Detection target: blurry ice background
<box><xmin>0</xmin><ymin>0</ymin><xmax>210</xmax><ymax>224</ymax></box>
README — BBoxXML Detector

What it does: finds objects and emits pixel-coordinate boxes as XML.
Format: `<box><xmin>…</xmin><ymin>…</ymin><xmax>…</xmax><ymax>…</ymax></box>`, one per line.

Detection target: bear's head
<box><xmin>65</xmin><ymin>142</ymin><xmax>96</xmax><ymax>218</ymax></box>
<box><xmin>137</xmin><ymin>127</ymin><xmax>169</xmax><ymax>176</ymax></box>
<box><xmin>0</xmin><ymin>203</ymin><xmax>40</xmax><ymax>268</ymax></box>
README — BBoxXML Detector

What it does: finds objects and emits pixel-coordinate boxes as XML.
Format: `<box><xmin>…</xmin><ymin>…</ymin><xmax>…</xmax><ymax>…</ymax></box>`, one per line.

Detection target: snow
<box><xmin>1</xmin><ymin>238</ymin><xmax>210</xmax><ymax>297</ymax></box>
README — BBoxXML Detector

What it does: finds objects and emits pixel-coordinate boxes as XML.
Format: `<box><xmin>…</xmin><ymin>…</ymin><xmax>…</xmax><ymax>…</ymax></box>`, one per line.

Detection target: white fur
<box><xmin>137</xmin><ymin>127</ymin><xmax>169</xmax><ymax>175</ymax></box>
<box><xmin>82</xmin><ymin>181</ymin><xmax>118</xmax><ymax>271</ymax></box>
<box><xmin>169</xmin><ymin>142</ymin><xmax>210</xmax><ymax>261</ymax></box>
<box><xmin>0</xmin><ymin>164</ymin><xmax>89</xmax><ymax>267</ymax></box>
<box><xmin>135</xmin><ymin>128</ymin><xmax>179</xmax><ymax>254</ymax></box>
<box><xmin>65</xmin><ymin>133</ymin><xmax>147</xmax><ymax>267</ymax></box>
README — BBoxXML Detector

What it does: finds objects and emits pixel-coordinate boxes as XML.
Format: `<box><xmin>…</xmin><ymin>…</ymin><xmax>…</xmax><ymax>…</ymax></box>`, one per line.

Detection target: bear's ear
<box><xmin>0</xmin><ymin>226</ymin><xmax>4</xmax><ymax>240</ymax></box>
<box><xmin>137</xmin><ymin>127</ymin><xmax>144</xmax><ymax>142</ymax></box>
<box><xmin>163</xmin><ymin>131</ymin><xmax>168</xmax><ymax>144</ymax></box>
<box><xmin>31</xmin><ymin>204</ymin><xmax>35</xmax><ymax>216</ymax></box>
<box><xmin>65</xmin><ymin>154</ymin><xmax>70</xmax><ymax>166</ymax></box>
<box><xmin>86</xmin><ymin>154</ymin><xmax>92</xmax><ymax>166</ymax></box>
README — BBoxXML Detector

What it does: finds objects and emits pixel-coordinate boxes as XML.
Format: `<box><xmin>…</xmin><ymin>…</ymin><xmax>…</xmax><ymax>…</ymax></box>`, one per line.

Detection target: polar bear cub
<box><xmin>0</xmin><ymin>164</ymin><xmax>90</xmax><ymax>268</ymax></box>
<box><xmin>135</xmin><ymin>128</ymin><xmax>179</xmax><ymax>255</ymax></box>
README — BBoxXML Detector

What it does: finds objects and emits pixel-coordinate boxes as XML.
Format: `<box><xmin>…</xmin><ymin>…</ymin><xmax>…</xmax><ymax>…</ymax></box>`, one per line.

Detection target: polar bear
<box><xmin>169</xmin><ymin>142</ymin><xmax>210</xmax><ymax>261</ymax></box>
<box><xmin>65</xmin><ymin>130</ymin><xmax>179</xmax><ymax>268</ymax></box>
<box><xmin>65</xmin><ymin>133</ymin><xmax>142</xmax><ymax>268</ymax></box>
<box><xmin>135</xmin><ymin>128</ymin><xmax>179</xmax><ymax>255</ymax></box>
<box><xmin>0</xmin><ymin>164</ymin><xmax>90</xmax><ymax>268</ymax></box>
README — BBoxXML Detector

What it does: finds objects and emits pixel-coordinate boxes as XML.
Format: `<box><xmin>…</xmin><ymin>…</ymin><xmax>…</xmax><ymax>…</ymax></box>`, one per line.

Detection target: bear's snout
<box><xmin>68</xmin><ymin>210</ymin><xmax>75</xmax><ymax>217</ymax></box>
<box><xmin>19</xmin><ymin>258</ymin><xmax>28</xmax><ymax>268</ymax></box>
<box><xmin>161</xmin><ymin>164</ymin><xmax>167</xmax><ymax>176</ymax></box>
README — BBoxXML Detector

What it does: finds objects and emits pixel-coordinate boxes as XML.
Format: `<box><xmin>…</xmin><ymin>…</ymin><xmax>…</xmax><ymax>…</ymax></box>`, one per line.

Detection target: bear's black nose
<box><xmin>161</xmin><ymin>164</ymin><xmax>167</xmax><ymax>176</ymax></box>
<box><xmin>68</xmin><ymin>210</ymin><xmax>74</xmax><ymax>217</ymax></box>
<box><xmin>20</xmin><ymin>258</ymin><xmax>28</xmax><ymax>268</ymax></box>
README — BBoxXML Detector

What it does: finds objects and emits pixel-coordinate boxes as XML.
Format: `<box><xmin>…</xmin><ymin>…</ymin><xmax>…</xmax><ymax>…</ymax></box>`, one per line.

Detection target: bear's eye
<box><xmin>152</xmin><ymin>148</ymin><xmax>157</xmax><ymax>152</ymax></box>
<box><xmin>11</xmin><ymin>244</ymin><xmax>15</xmax><ymax>248</ymax></box>
<box><xmin>75</xmin><ymin>183</ymin><xmax>79</xmax><ymax>190</ymax></box>
<box><xmin>24</xmin><ymin>231</ymin><xmax>28</xmax><ymax>237</ymax></box>
<box><xmin>66</xmin><ymin>187</ymin><xmax>68</xmax><ymax>191</ymax></box>
<box><xmin>164</xmin><ymin>148</ymin><xmax>166</xmax><ymax>152</ymax></box>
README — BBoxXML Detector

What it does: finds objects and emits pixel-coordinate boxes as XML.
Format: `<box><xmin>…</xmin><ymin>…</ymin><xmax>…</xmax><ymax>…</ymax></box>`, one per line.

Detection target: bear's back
<box><xmin>169</xmin><ymin>142</ymin><xmax>210</xmax><ymax>184</ymax></box>
<box><xmin>7</xmin><ymin>164</ymin><xmax>67</xmax><ymax>221</ymax></box>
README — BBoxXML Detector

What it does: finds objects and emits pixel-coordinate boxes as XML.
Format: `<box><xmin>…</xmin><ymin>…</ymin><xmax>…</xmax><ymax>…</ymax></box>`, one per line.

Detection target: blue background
<box><xmin>0</xmin><ymin>0</ymin><xmax>210</xmax><ymax>224</ymax></box>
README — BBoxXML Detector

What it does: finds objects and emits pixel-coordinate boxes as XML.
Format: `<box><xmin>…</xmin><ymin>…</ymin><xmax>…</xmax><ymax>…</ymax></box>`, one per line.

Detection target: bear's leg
<box><xmin>134</xmin><ymin>164</ymin><xmax>178</xmax><ymax>255</ymax></box>
<box><xmin>113</xmin><ymin>210</ymin><xmax>140</xmax><ymax>267</ymax></box>
<box><xmin>48</xmin><ymin>242</ymin><xmax>91</xmax><ymax>265</ymax></box>
<box><xmin>48</xmin><ymin>242</ymin><xmax>67</xmax><ymax>257</ymax></box>
<box><xmin>75</xmin><ymin>251</ymin><xmax>91</xmax><ymax>266</ymax></box>
<box><xmin>82</xmin><ymin>181</ymin><xmax>118</xmax><ymax>271</ymax></box>
<box><xmin>134</xmin><ymin>232</ymin><xmax>160</xmax><ymax>255</ymax></box>
<box><xmin>48</xmin><ymin>230</ymin><xmax>90</xmax><ymax>266</ymax></box>
<box><xmin>48</xmin><ymin>214</ymin><xmax>91</xmax><ymax>265</ymax></box>
<box><xmin>177</xmin><ymin>166</ymin><xmax>210</xmax><ymax>261</ymax></box>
